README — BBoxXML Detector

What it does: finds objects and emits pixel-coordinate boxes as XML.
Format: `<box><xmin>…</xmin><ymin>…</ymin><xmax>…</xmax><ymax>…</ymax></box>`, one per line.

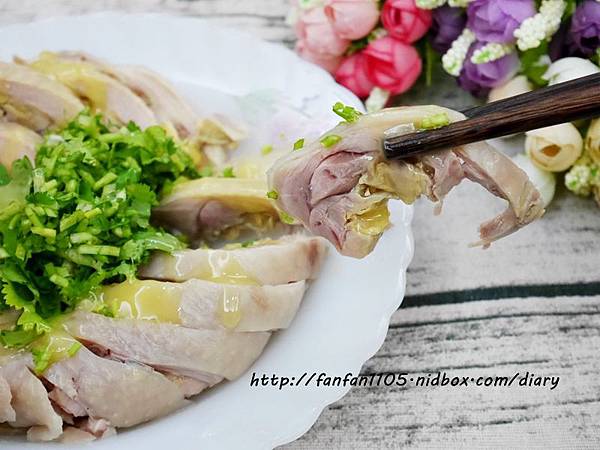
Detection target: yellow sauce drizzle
<box><xmin>350</xmin><ymin>202</ymin><xmax>390</xmax><ymax>236</ymax></box>
<box><xmin>206</xmin><ymin>252</ymin><xmax>257</xmax><ymax>285</ymax></box>
<box><xmin>217</xmin><ymin>286</ymin><xmax>242</xmax><ymax>329</ymax></box>
<box><xmin>30</xmin><ymin>52</ymin><xmax>108</xmax><ymax>110</ymax></box>
<box><xmin>100</xmin><ymin>279</ymin><xmax>182</xmax><ymax>323</ymax></box>
<box><xmin>30</xmin><ymin>329</ymin><xmax>81</xmax><ymax>373</ymax></box>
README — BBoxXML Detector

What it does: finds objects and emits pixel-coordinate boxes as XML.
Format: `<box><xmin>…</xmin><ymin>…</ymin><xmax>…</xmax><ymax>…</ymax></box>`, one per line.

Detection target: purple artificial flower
<box><xmin>458</xmin><ymin>42</ymin><xmax>520</xmax><ymax>98</ymax></box>
<box><xmin>568</xmin><ymin>0</ymin><xmax>600</xmax><ymax>57</ymax></box>
<box><xmin>467</xmin><ymin>0</ymin><xmax>536</xmax><ymax>43</ymax></box>
<box><xmin>430</xmin><ymin>6</ymin><xmax>467</xmax><ymax>54</ymax></box>
<box><xmin>549</xmin><ymin>22</ymin><xmax>570</xmax><ymax>61</ymax></box>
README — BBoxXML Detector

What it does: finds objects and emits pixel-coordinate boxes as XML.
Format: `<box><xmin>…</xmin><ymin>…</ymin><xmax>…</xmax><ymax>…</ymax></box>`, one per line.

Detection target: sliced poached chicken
<box><xmin>43</xmin><ymin>345</ymin><xmax>186</xmax><ymax>428</ymax></box>
<box><xmin>63</xmin><ymin>310</ymin><xmax>270</xmax><ymax>381</ymax></box>
<box><xmin>0</xmin><ymin>353</ymin><xmax>63</xmax><ymax>442</ymax></box>
<box><xmin>0</xmin><ymin>122</ymin><xmax>41</xmax><ymax>169</ymax></box>
<box><xmin>26</xmin><ymin>52</ymin><xmax>158</xmax><ymax>129</ymax></box>
<box><xmin>140</xmin><ymin>234</ymin><xmax>328</xmax><ymax>284</ymax></box>
<box><xmin>152</xmin><ymin>177</ymin><xmax>280</xmax><ymax>241</ymax></box>
<box><xmin>0</xmin><ymin>61</ymin><xmax>83</xmax><ymax>131</ymax></box>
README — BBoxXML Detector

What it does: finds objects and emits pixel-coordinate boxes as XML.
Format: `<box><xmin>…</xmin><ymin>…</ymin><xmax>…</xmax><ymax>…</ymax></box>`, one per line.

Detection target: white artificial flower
<box><xmin>442</xmin><ymin>28</ymin><xmax>476</xmax><ymax>76</ymax></box>
<box><xmin>488</xmin><ymin>75</ymin><xmax>533</xmax><ymax>102</ymax></box>
<box><xmin>526</xmin><ymin>123</ymin><xmax>584</xmax><ymax>172</ymax></box>
<box><xmin>543</xmin><ymin>57</ymin><xmax>600</xmax><ymax>85</ymax></box>
<box><xmin>514</xmin><ymin>0</ymin><xmax>566</xmax><ymax>51</ymax></box>
<box><xmin>586</xmin><ymin>119</ymin><xmax>600</xmax><ymax>165</ymax></box>
<box><xmin>471</xmin><ymin>43</ymin><xmax>515</xmax><ymax>64</ymax></box>
<box><xmin>366</xmin><ymin>88</ymin><xmax>391</xmax><ymax>113</ymax></box>
<box><xmin>565</xmin><ymin>164</ymin><xmax>595</xmax><ymax>196</ymax></box>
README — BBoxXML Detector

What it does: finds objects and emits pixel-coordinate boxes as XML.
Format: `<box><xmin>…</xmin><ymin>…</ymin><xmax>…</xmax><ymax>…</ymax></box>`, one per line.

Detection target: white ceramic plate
<box><xmin>0</xmin><ymin>13</ymin><xmax>414</xmax><ymax>450</ymax></box>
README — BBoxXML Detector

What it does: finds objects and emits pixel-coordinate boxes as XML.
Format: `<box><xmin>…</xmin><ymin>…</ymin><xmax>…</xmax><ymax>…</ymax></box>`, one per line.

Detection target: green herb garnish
<box><xmin>261</xmin><ymin>145</ymin><xmax>273</xmax><ymax>156</ymax></box>
<box><xmin>320</xmin><ymin>134</ymin><xmax>342</xmax><ymax>148</ymax></box>
<box><xmin>293</xmin><ymin>138</ymin><xmax>305</xmax><ymax>151</ymax></box>
<box><xmin>0</xmin><ymin>112</ymin><xmax>198</xmax><ymax>346</ymax></box>
<box><xmin>332</xmin><ymin>102</ymin><xmax>362</xmax><ymax>123</ymax></box>
<box><xmin>199</xmin><ymin>166</ymin><xmax>214</xmax><ymax>178</ymax></box>
<box><xmin>417</xmin><ymin>113</ymin><xmax>450</xmax><ymax>130</ymax></box>
<box><xmin>266</xmin><ymin>190</ymin><xmax>279</xmax><ymax>200</ymax></box>
<box><xmin>222</xmin><ymin>166</ymin><xmax>235</xmax><ymax>178</ymax></box>
<box><xmin>279</xmin><ymin>211</ymin><xmax>295</xmax><ymax>224</ymax></box>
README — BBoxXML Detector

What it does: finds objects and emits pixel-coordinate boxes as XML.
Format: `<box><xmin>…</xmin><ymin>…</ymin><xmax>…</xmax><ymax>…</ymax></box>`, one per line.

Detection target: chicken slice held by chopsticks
<box><xmin>268</xmin><ymin>105</ymin><xmax>545</xmax><ymax>258</ymax></box>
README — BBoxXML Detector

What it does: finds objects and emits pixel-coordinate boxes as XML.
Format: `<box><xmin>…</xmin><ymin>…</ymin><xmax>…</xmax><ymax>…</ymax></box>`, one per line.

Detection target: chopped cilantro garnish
<box><xmin>222</xmin><ymin>166</ymin><xmax>235</xmax><ymax>178</ymax></box>
<box><xmin>266</xmin><ymin>190</ymin><xmax>279</xmax><ymax>200</ymax></box>
<box><xmin>241</xmin><ymin>240</ymin><xmax>255</xmax><ymax>248</ymax></box>
<box><xmin>417</xmin><ymin>113</ymin><xmax>450</xmax><ymax>130</ymax></box>
<box><xmin>261</xmin><ymin>145</ymin><xmax>273</xmax><ymax>155</ymax></box>
<box><xmin>0</xmin><ymin>112</ymin><xmax>198</xmax><ymax>345</ymax></box>
<box><xmin>293</xmin><ymin>138</ymin><xmax>305</xmax><ymax>151</ymax></box>
<box><xmin>332</xmin><ymin>102</ymin><xmax>362</xmax><ymax>123</ymax></box>
<box><xmin>279</xmin><ymin>211</ymin><xmax>295</xmax><ymax>224</ymax></box>
<box><xmin>199</xmin><ymin>166</ymin><xmax>214</xmax><ymax>177</ymax></box>
<box><xmin>320</xmin><ymin>135</ymin><xmax>342</xmax><ymax>148</ymax></box>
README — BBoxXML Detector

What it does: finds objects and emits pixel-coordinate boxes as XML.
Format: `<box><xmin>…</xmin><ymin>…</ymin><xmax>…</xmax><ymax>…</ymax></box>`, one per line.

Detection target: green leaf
<box><xmin>0</xmin><ymin>328</ymin><xmax>40</xmax><ymax>348</ymax></box>
<box><xmin>519</xmin><ymin>41</ymin><xmax>550</xmax><ymax>87</ymax></box>
<box><xmin>320</xmin><ymin>135</ymin><xmax>343</xmax><ymax>148</ymax></box>
<box><xmin>0</xmin><ymin>158</ymin><xmax>32</xmax><ymax>218</ymax></box>
<box><xmin>0</xmin><ymin>165</ymin><xmax>10</xmax><ymax>186</ymax></box>
<box><xmin>332</xmin><ymin>102</ymin><xmax>362</xmax><ymax>123</ymax></box>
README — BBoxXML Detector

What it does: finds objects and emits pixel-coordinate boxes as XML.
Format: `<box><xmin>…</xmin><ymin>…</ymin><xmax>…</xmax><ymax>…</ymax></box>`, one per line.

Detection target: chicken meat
<box><xmin>268</xmin><ymin>105</ymin><xmax>545</xmax><ymax>258</ymax></box>
<box><xmin>140</xmin><ymin>234</ymin><xmax>328</xmax><ymax>285</ymax></box>
<box><xmin>0</xmin><ymin>61</ymin><xmax>83</xmax><ymax>131</ymax></box>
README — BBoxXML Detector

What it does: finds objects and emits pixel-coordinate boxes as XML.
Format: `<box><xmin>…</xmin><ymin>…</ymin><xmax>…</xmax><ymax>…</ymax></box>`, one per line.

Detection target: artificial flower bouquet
<box><xmin>289</xmin><ymin>0</ymin><xmax>600</xmax><ymax>207</ymax></box>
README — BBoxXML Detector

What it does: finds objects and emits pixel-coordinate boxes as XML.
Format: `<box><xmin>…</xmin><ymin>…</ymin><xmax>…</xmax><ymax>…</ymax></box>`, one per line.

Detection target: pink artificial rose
<box><xmin>295</xmin><ymin>7</ymin><xmax>350</xmax><ymax>59</ymax></box>
<box><xmin>297</xmin><ymin>40</ymin><xmax>343</xmax><ymax>73</ymax></box>
<box><xmin>363</xmin><ymin>36</ymin><xmax>422</xmax><ymax>95</ymax></box>
<box><xmin>324</xmin><ymin>0</ymin><xmax>380</xmax><ymax>40</ymax></box>
<box><xmin>334</xmin><ymin>52</ymin><xmax>375</xmax><ymax>98</ymax></box>
<box><xmin>381</xmin><ymin>0</ymin><xmax>432</xmax><ymax>43</ymax></box>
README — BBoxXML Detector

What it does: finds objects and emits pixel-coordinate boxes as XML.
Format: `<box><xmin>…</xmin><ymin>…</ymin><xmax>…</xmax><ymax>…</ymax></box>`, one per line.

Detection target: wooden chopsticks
<box><xmin>383</xmin><ymin>72</ymin><xmax>600</xmax><ymax>160</ymax></box>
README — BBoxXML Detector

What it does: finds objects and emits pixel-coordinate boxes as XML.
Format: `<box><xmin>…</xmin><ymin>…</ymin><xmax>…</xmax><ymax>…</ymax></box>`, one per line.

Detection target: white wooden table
<box><xmin>2</xmin><ymin>1</ymin><xmax>599</xmax><ymax>448</ymax></box>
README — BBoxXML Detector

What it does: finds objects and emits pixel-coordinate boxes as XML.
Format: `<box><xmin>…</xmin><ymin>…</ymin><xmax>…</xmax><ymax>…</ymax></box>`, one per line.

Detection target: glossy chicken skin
<box><xmin>26</xmin><ymin>52</ymin><xmax>158</xmax><ymax>128</ymax></box>
<box><xmin>0</xmin><ymin>62</ymin><xmax>83</xmax><ymax>131</ymax></box>
<box><xmin>268</xmin><ymin>105</ymin><xmax>545</xmax><ymax>258</ymax></box>
<box><xmin>152</xmin><ymin>177</ymin><xmax>280</xmax><ymax>241</ymax></box>
<box><xmin>0</xmin><ymin>122</ymin><xmax>41</xmax><ymax>169</ymax></box>
<box><xmin>140</xmin><ymin>234</ymin><xmax>328</xmax><ymax>285</ymax></box>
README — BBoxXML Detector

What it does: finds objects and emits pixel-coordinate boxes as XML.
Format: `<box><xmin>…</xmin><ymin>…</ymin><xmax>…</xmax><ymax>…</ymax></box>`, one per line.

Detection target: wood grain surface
<box><xmin>1</xmin><ymin>1</ymin><xmax>599</xmax><ymax>448</ymax></box>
